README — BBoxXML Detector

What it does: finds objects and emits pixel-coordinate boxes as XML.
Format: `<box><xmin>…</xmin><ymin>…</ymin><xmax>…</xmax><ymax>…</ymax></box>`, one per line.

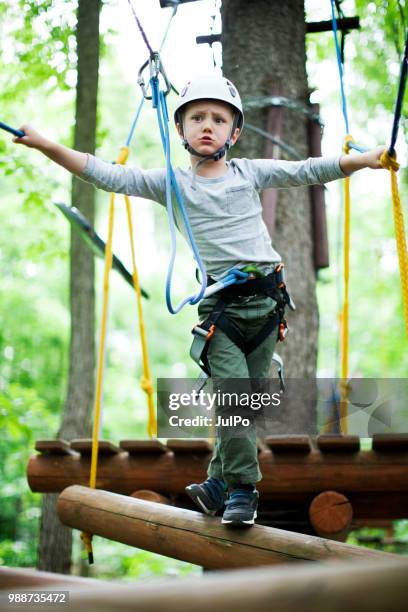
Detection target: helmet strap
<box><xmin>180</xmin><ymin>112</ymin><xmax>239</xmax><ymax>162</ymax></box>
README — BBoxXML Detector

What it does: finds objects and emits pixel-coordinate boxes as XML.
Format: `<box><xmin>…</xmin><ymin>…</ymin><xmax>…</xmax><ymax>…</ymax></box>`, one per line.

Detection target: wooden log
<box><xmin>28</xmin><ymin>442</ymin><xmax>408</xmax><ymax>523</ymax></box>
<box><xmin>130</xmin><ymin>490</ymin><xmax>170</xmax><ymax>505</ymax></box>
<box><xmin>265</xmin><ymin>435</ymin><xmax>311</xmax><ymax>452</ymax></box>
<box><xmin>309</xmin><ymin>491</ymin><xmax>353</xmax><ymax>541</ymax></box>
<box><xmin>35</xmin><ymin>440</ymin><xmax>78</xmax><ymax>456</ymax></box>
<box><xmin>165</xmin><ymin>439</ymin><xmax>213</xmax><ymax>453</ymax></box>
<box><xmin>372</xmin><ymin>434</ymin><xmax>408</xmax><ymax>451</ymax></box>
<box><xmin>316</xmin><ymin>434</ymin><xmax>360</xmax><ymax>452</ymax></box>
<box><xmin>49</xmin><ymin>560</ymin><xmax>408</xmax><ymax>612</ymax></box>
<box><xmin>119</xmin><ymin>439</ymin><xmax>167</xmax><ymax>454</ymax></box>
<box><xmin>0</xmin><ymin>566</ymin><xmax>110</xmax><ymax>589</ymax></box>
<box><xmin>56</xmin><ymin>486</ymin><xmax>401</xmax><ymax>570</ymax></box>
<box><xmin>70</xmin><ymin>439</ymin><xmax>120</xmax><ymax>455</ymax></box>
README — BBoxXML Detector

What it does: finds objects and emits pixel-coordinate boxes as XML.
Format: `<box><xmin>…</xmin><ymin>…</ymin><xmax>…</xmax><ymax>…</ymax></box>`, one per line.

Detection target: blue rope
<box><xmin>329</xmin><ymin>0</ymin><xmax>369</xmax><ymax>154</ymax></box>
<box><xmin>0</xmin><ymin>121</ymin><xmax>24</xmax><ymax>138</ymax></box>
<box><xmin>389</xmin><ymin>32</ymin><xmax>408</xmax><ymax>156</ymax></box>
<box><xmin>125</xmin><ymin>97</ymin><xmax>145</xmax><ymax>147</ymax></box>
<box><xmin>150</xmin><ymin>77</ymin><xmax>207</xmax><ymax>314</ymax></box>
<box><xmin>330</xmin><ymin>0</ymin><xmax>350</xmax><ymax>134</ymax></box>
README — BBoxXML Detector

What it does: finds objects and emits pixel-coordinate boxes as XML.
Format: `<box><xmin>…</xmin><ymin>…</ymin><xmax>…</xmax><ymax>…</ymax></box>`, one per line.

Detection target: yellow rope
<box><xmin>337</xmin><ymin>135</ymin><xmax>355</xmax><ymax>435</ymax></box>
<box><xmin>123</xmin><ymin>191</ymin><xmax>156</xmax><ymax>438</ymax></box>
<box><xmin>80</xmin><ymin>152</ymin><xmax>117</xmax><ymax>562</ymax></box>
<box><xmin>380</xmin><ymin>150</ymin><xmax>408</xmax><ymax>337</ymax></box>
<box><xmin>80</xmin><ymin>143</ymin><xmax>158</xmax><ymax>561</ymax></box>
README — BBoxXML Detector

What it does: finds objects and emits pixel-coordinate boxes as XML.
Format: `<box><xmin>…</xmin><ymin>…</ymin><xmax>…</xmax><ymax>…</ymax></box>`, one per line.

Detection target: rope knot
<box><xmin>116</xmin><ymin>146</ymin><xmax>129</xmax><ymax>165</ymax></box>
<box><xmin>140</xmin><ymin>376</ymin><xmax>154</xmax><ymax>396</ymax></box>
<box><xmin>380</xmin><ymin>150</ymin><xmax>400</xmax><ymax>172</ymax></box>
<box><xmin>343</xmin><ymin>134</ymin><xmax>354</xmax><ymax>154</ymax></box>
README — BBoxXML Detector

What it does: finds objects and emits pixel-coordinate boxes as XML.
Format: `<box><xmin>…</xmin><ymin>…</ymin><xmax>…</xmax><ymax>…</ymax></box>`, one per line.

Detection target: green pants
<box><xmin>197</xmin><ymin>293</ymin><xmax>278</xmax><ymax>486</ymax></box>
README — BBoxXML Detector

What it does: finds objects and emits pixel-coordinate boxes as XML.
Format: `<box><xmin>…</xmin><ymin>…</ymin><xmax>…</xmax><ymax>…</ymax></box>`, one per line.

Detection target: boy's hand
<box><xmin>12</xmin><ymin>124</ymin><xmax>48</xmax><ymax>150</ymax></box>
<box><xmin>340</xmin><ymin>145</ymin><xmax>388</xmax><ymax>176</ymax></box>
<box><xmin>362</xmin><ymin>146</ymin><xmax>388</xmax><ymax>170</ymax></box>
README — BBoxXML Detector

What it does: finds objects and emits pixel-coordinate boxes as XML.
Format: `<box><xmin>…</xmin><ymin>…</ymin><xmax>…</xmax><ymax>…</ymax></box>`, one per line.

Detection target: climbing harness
<box><xmin>190</xmin><ymin>263</ymin><xmax>295</xmax><ymax>393</ymax></box>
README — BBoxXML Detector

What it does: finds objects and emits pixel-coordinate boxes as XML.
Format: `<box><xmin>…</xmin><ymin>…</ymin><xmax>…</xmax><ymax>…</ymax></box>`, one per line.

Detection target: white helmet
<box><xmin>174</xmin><ymin>75</ymin><xmax>244</xmax><ymax>130</ymax></box>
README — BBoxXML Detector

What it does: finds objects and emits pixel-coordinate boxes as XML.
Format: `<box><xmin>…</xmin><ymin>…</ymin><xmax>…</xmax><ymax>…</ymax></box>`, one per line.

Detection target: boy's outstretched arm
<box><xmin>339</xmin><ymin>145</ymin><xmax>387</xmax><ymax>176</ymax></box>
<box><xmin>12</xmin><ymin>125</ymin><xmax>87</xmax><ymax>176</ymax></box>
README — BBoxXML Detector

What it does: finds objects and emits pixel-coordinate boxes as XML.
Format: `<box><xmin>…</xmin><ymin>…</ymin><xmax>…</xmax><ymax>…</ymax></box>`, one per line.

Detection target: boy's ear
<box><xmin>176</xmin><ymin>122</ymin><xmax>183</xmax><ymax>138</ymax></box>
<box><xmin>231</xmin><ymin>127</ymin><xmax>241</xmax><ymax>145</ymax></box>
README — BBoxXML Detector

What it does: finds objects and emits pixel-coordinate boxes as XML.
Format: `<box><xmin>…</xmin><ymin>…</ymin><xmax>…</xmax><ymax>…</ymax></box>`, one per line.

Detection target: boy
<box><xmin>14</xmin><ymin>75</ymin><xmax>386</xmax><ymax>527</ymax></box>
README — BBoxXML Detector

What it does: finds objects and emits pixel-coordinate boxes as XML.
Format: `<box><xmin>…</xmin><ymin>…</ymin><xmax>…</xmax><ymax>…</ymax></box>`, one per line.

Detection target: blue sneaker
<box><xmin>222</xmin><ymin>489</ymin><xmax>259</xmax><ymax>527</ymax></box>
<box><xmin>185</xmin><ymin>477</ymin><xmax>226</xmax><ymax>515</ymax></box>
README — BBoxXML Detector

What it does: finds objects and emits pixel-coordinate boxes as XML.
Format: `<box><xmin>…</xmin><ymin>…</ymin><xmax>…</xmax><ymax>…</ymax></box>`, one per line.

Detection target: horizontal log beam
<box><xmin>2</xmin><ymin>560</ymin><xmax>408</xmax><ymax>612</ymax></box>
<box><xmin>0</xmin><ymin>566</ymin><xmax>110</xmax><ymax>589</ymax></box>
<box><xmin>57</xmin><ymin>486</ymin><xmax>401</xmax><ymax>570</ymax></box>
<box><xmin>28</xmin><ymin>446</ymin><xmax>408</xmax><ymax>496</ymax></box>
<box><xmin>196</xmin><ymin>18</ymin><xmax>361</xmax><ymax>46</ymax></box>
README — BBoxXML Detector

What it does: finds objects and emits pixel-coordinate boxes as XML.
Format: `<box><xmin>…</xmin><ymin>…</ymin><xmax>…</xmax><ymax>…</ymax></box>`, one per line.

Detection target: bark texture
<box><xmin>222</xmin><ymin>0</ymin><xmax>318</xmax><ymax>432</ymax></box>
<box><xmin>37</xmin><ymin>0</ymin><xmax>101</xmax><ymax>573</ymax></box>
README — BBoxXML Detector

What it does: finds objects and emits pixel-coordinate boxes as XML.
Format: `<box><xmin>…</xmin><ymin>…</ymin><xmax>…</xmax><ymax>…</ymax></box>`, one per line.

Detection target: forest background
<box><xmin>0</xmin><ymin>0</ymin><xmax>407</xmax><ymax>579</ymax></box>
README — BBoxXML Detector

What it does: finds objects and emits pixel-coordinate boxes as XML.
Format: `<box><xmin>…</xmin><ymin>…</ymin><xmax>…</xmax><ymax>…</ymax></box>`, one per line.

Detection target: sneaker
<box><xmin>221</xmin><ymin>489</ymin><xmax>259</xmax><ymax>527</ymax></box>
<box><xmin>185</xmin><ymin>477</ymin><xmax>226</xmax><ymax>516</ymax></box>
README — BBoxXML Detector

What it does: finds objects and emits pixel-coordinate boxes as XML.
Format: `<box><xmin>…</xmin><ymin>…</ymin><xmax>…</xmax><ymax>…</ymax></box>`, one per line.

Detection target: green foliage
<box><xmin>0</xmin><ymin>0</ymin><xmax>407</xmax><ymax>579</ymax></box>
<box><xmin>72</xmin><ymin>537</ymin><xmax>200</xmax><ymax>580</ymax></box>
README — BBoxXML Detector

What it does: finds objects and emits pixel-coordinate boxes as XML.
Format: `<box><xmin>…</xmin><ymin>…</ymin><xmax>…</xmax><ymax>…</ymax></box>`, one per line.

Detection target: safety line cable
<box><xmin>330</xmin><ymin>0</ymin><xmax>350</xmax><ymax>134</ymax></box>
<box><xmin>389</xmin><ymin>32</ymin><xmax>408</xmax><ymax>156</ymax></box>
<box><xmin>127</xmin><ymin>0</ymin><xmax>154</xmax><ymax>55</ymax></box>
<box><xmin>329</xmin><ymin>0</ymin><xmax>366</xmax><ymax>155</ymax></box>
<box><xmin>125</xmin><ymin>3</ymin><xmax>178</xmax><ymax>147</ymax></box>
<box><xmin>151</xmin><ymin>76</ymin><xmax>207</xmax><ymax>313</ymax></box>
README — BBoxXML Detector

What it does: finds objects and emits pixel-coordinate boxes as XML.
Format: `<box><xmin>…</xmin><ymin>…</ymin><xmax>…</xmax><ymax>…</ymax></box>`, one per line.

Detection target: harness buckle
<box><xmin>274</xmin><ymin>262</ymin><xmax>286</xmax><ymax>288</ymax></box>
<box><xmin>192</xmin><ymin>323</ymin><xmax>215</xmax><ymax>341</ymax></box>
<box><xmin>279</xmin><ymin>320</ymin><xmax>289</xmax><ymax>342</ymax></box>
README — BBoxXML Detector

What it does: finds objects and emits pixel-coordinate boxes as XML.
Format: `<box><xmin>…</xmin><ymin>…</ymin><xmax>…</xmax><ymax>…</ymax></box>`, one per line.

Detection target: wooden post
<box><xmin>56</xmin><ymin>486</ymin><xmax>401</xmax><ymax>570</ymax></box>
<box><xmin>260</xmin><ymin>87</ymin><xmax>284</xmax><ymax>239</ymax></box>
<box><xmin>309</xmin><ymin>490</ymin><xmax>353</xmax><ymax>541</ymax></box>
<box><xmin>308</xmin><ymin>103</ymin><xmax>329</xmax><ymax>269</ymax></box>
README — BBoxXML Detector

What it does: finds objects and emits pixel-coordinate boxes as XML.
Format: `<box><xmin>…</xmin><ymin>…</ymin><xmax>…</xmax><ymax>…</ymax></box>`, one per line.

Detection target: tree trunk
<box><xmin>222</xmin><ymin>0</ymin><xmax>318</xmax><ymax>433</ymax></box>
<box><xmin>37</xmin><ymin>0</ymin><xmax>101</xmax><ymax>573</ymax></box>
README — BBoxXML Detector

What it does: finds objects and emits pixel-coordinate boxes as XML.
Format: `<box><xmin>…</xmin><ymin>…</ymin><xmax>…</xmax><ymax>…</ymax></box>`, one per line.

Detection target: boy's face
<box><xmin>176</xmin><ymin>99</ymin><xmax>241</xmax><ymax>157</ymax></box>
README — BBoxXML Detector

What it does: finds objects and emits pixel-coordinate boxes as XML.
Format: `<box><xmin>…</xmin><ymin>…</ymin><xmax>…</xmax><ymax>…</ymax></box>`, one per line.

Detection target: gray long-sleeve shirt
<box><xmin>81</xmin><ymin>154</ymin><xmax>345</xmax><ymax>278</ymax></box>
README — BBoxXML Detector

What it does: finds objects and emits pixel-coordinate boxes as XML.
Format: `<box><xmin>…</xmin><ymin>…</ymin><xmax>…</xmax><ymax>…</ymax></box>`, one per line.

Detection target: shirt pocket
<box><xmin>225</xmin><ymin>183</ymin><xmax>255</xmax><ymax>215</ymax></box>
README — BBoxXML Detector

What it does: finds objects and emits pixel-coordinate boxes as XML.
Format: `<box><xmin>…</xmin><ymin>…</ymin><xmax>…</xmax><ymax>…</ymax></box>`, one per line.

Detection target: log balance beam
<box><xmin>2</xmin><ymin>560</ymin><xmax>408</xmax><ymax>612</ymax></box>
<box><xmin>29</xmin><ymin>435</ymin><xmax>408</xmax><ymax>530</ymax></box>
<box><xmin>56</xmin><ymin>485</ymin><xmax>401</xmax><ymax>570</ymax></box>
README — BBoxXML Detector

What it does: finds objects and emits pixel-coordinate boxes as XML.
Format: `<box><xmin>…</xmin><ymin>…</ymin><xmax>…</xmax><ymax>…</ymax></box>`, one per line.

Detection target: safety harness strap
<box><xmin>190</xmin><ymin>268</ymin><xmax>293</xmax><ymax>381</ymax></box>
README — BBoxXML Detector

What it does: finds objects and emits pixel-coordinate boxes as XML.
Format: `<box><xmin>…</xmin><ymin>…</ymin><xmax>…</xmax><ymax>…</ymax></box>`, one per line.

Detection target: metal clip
<box><xmin>137</xmin><ymin>51</ymin><xmax>173</xmax><ymax>100</ymax></box>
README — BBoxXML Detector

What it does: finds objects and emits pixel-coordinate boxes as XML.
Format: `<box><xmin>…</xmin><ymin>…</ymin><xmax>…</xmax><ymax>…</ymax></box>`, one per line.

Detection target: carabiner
<box><xmin>137</xmin><ymin>51</ymin><xmax>172</xmax><ymax>100</ymax></box>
